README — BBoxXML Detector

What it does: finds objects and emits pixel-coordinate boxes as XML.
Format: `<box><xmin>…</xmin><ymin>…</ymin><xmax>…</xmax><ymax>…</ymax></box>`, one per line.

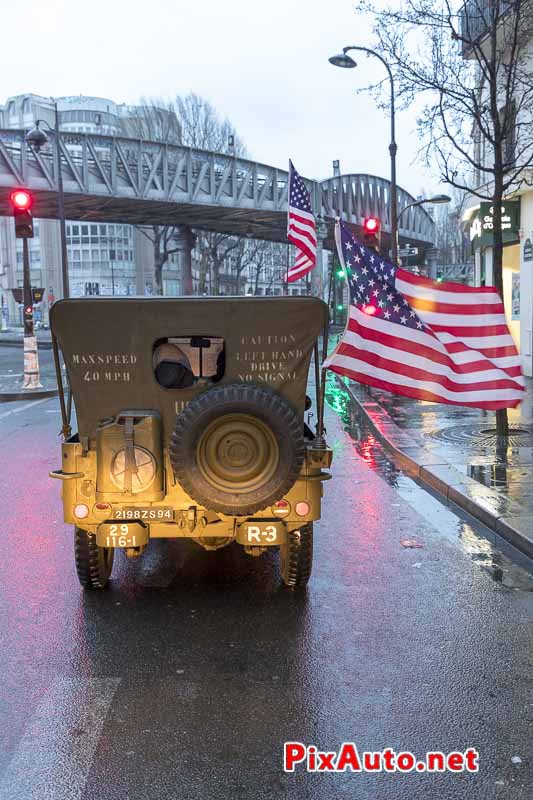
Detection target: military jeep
<box><xmin>50</xmin><ymin>296</ymin><xmax>332</xmax><ymax>590</ymax></box>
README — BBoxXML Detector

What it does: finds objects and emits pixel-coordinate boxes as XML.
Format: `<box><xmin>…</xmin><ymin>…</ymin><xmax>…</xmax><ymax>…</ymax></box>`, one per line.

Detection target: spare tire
<box><xmin>169</xmin><ymin>384</ymin><xmax>304</xmax><ymax>516</ymax></box>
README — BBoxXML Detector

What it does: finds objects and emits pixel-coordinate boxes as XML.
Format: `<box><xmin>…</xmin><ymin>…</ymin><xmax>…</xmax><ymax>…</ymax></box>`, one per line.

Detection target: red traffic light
<box><xmin>10</xmin><ymin>190</ymin><xmax>33</xmax><ymax>211</ymax></box>
<box><xmin>363</xmin><ymin>217</ymin><xmax>380</xmax><ymax>234</ymax></box>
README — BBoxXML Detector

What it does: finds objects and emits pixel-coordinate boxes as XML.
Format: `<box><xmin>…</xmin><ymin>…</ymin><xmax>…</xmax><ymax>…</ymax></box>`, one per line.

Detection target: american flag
<box><xmin>287</xmin><ymin>160</ymin><xmax>317</xmax><ymax>282</ymax></box>
<box><xmin>324</xmin><ymin>219</ymin><xmax>525</xmax><ymax>410</ymax></box>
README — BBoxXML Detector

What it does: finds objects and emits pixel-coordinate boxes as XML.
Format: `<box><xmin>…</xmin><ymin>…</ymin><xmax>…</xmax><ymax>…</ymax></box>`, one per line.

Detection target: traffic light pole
<box><xmin>22</xmin><ymin>238</ymin><xmax>42</xmax><ymax>389</ymax></box>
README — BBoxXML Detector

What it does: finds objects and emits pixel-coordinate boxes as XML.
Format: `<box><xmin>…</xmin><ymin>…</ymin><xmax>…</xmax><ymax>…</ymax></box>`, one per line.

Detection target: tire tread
<box><xmin>169</xmin><ymin>384</ymin><xmax>304</xmax><ymax>516</ymax></box>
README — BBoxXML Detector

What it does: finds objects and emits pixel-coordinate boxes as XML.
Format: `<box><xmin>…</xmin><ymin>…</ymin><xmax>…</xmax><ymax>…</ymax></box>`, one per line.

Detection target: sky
<box><xmin>1</xmin><ymin>0</ymin><xmax>442</xmax><ymax>199</ymax></box>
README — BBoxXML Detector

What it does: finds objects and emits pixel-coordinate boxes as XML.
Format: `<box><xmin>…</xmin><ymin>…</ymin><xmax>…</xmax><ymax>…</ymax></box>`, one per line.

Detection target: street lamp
<box><xmin>329</xmin><ymin>46</ymin><xmax>398</xmax><ymax>266</ymax></box>
<box><xmin>397</xmin><ymin>194</ymin><xmax>451</xmax><ymax>270</ymax></box>
<box><xmin>397</xmin><ymin>194</ymin><xmax>451</xmax><ymax>225</ymax></box>
<box><xmin>25</xmin><ymin>101</ymin><xmax>69</xmax><ymax>299</ymax></box>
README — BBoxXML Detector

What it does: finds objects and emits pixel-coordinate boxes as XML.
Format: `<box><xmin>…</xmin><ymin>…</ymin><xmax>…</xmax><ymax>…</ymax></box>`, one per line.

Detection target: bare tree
<box><xmin>137</xmin><ymin>225</ymin><xmax>182</xmax><ymax>296</ymax></box>
<box><xmin>249</xmin><ymin>241</ymin><xmax>273</xmax><ymax>295</ymax></box>
<box><xmin>356</xmin><ymin>0</ymin><xmax>533</xmax><ymax>433</ymax></box>
<box><xmin>120</xmin><ymin>97</ymin><xmax>181</xmax><ymax>144</ymax></box>
<box><xmin>433</xmin><ymin>188</ymin><xmax>472</xmax><ymax>266</ymax></box>
<box><xmin>176</xmin><ymin>93</ymin><xmax>247</xmax><ymax>155</ymax></box>
<box><xmin>175</xmin><ymin>93</ymin><xmax>255</xmax><ymax>294</ymax></box>
<box><xmin>125</xmin><ymin>99</ymin><xmax>184</xmax><ymax>294</ymax></box>
<box><xmin>131</xmin><ymin>93</ymin><xmax>252</xmax><ymax>296</ymax></box>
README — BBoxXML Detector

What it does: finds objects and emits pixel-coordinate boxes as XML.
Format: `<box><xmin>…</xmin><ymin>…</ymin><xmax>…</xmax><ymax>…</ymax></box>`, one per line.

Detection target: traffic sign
<box><xmin>11</xmin><ymin>287</ymin><xmax>45</xmax><ymax>304</ymax></box>
<box><xmin>398</xmin><ymin>245</ymin><xmax>419</xmax><ymax>257</ymax></box>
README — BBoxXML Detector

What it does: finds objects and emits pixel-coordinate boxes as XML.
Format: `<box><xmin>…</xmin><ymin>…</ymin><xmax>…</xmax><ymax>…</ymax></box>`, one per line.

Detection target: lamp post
<box><xmin>26</xmin><ymin>101</ymin><xmax>70</xmax><ymax>299</ymax></box>
<box><xmin>397</xmin><ymin>194</ymin><xmax>451</xmax><ymax>272</ymax></box>
<box><xmin>329</xmin><ymin>46</ymin><xmax>398</xmax><ymax>265</ymax></box>
<box><xmin>397</xmin><ymin>194</ymin><xmax>451</xmax><ymax>225</ymax></box>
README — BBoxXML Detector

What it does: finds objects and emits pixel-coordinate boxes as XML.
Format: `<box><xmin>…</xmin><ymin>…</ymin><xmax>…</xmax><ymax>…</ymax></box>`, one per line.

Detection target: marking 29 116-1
<box><xmin>106</xmin><ymin>524</ymin><xmax>135</xmax><ymax>548</ymax></box>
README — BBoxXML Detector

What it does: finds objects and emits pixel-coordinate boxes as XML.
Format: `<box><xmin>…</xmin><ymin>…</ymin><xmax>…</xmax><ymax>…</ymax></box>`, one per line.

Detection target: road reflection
<box><xmin>325</xmin><ymin>377</ymin><xmax>533</xmax><ymax>593</ymax></box>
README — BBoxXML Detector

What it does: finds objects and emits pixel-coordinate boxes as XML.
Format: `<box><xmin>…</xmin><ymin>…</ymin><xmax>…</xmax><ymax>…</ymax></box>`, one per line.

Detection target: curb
<box><xmin>0</xmin><ymin>338</ymin><xmax>53</xmax><ymax>349</ymax></box>
<box><xmin>0</xmin><ymin>388</ymin><xmax>58</xmax><ymax>403</ymax></box>
<box><xmin>338</xmin><ymin>377</ymin><xmax>533</xmax><ymax>560</ymax></box>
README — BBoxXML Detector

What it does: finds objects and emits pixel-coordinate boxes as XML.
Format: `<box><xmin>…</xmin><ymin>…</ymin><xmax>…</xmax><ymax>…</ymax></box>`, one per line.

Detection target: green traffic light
<box><xmin>336</xmin><ymin>269</ymin><xmax>345</xmax><ymax>278</ymax></box>
<box><xmin>436</xmin><ymin>275</ymin><xmax>443</xmax><ymax>283</ymax></box>
<box><xmin>337</xmin><ymin>303</ymin><xmax>344</xmax><ymax>311</ymax></box>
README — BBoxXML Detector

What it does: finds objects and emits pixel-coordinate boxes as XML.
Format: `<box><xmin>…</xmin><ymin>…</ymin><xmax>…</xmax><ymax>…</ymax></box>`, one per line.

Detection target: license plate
<box><xmin>236</xmin><ymin>521</ymin><xmax>285</xmax><ymax>546</ymax></box>
<box><xmin>97</xmin><ymin>522</ymin><xmax>149</xmax><ymax>548</ymax></box>
<box><xmin>113</xmin><ymin>507</ymin><xmax>174</xmax><ymax>521</ymax></box>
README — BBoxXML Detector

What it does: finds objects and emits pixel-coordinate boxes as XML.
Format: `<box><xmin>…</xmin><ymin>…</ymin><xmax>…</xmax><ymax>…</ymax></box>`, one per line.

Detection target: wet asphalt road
<box><xmin>0</xmin><ymin>393</ymin><xmax>532</xmax><ymax>799</ymax></box>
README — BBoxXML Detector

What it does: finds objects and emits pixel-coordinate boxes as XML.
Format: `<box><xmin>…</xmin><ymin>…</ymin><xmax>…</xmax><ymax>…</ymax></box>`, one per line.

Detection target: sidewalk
<box><xmin>342</xmin><ymin>376</ymin><xmax>533</xmax><ymax>559</ymax></box>
<box><xmin>0</xmin><ymin>374</ymin><xmax>59</xmax><ymax>402</ymax></box>
<box><xmin>0</xmin><ymin>332</ymin><xmax>59</xmax><ymax>401</ymax></box>
<box><xmin>0</xmin><ymin>328</ymin><xmax>53</xmax><ymax>348</ymax></box>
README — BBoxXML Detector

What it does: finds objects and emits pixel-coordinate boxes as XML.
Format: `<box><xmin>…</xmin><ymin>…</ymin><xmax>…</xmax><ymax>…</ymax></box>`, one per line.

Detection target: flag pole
<box><xmin>322</xmin><ymin>250</ymin><xmax>335</xmax><ymax>364</ymax></box>
<box><xmin>285</xmin><ymin>160</ymin><xmax>291</xmax><ymax>296</ymax></box>
<box><xmin>316</xmin><ymin>226</ymin><xmax>335</xmax><ymax>447</ymax></box>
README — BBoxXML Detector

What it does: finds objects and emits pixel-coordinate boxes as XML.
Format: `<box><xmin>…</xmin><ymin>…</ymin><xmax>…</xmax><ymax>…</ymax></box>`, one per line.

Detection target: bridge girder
<box><xmin>0</xmin><ymin>129</ymin><xmax>434</xmax><ymax>252</ymax></box>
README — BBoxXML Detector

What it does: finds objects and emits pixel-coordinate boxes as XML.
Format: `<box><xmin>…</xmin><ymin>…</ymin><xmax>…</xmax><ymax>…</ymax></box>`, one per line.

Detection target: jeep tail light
<box><xmin>295</xmin><ymin>501</ymin><xmax>310</xmax><ymax>517</ymax></box>
<box><xmin>95</xmin><ymin>502</ymin><xmax>111</xmax><ymax>510</ymax></box>
<box><xmin>74</xmin><ymin>504</ymin><xmax>89</xmax><ymax>519</ymax></box>
<box><xmin>272</xmin><ymin>499</ymin><xmax>290</xmax><ymax>517</ymax></box>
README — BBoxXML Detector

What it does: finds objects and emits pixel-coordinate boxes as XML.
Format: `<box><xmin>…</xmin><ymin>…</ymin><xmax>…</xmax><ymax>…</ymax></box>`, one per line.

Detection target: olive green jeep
<box><xmin>50</xmin><ymin>296</ymin><xmax>332</xmax><ymax>590</ymax></box>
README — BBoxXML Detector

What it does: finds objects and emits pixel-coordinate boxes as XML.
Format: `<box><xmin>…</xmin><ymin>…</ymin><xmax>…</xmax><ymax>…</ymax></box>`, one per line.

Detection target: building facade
<box><xmin>0</xmin><ymin>94</ymin><xmax>183</xmax><ymax>326</ymax></box>
<box><xmin>460</xmin><ymin>1</ymin><xmax>533</xmax><ymax>377</ymax></box>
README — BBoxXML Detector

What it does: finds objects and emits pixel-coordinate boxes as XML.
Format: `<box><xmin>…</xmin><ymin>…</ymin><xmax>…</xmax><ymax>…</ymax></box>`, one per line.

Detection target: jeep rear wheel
<box><xmin>74</xmin><ymin>527</ymin><xmax>114</xmax><ymax>589</ymax></box>
<box><xmin>280</xmin><ymin>523</ymin><xmax>313</xmax><ymax>589</ymax></box>
<box><xmin>169</xmin><ymin>384</ymin><xmax>304</xmax><ymax>516</ymax></box>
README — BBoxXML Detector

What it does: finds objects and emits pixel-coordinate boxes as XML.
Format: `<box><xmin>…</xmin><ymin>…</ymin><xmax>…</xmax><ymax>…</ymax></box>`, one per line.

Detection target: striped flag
<box><xmin>324</xmin><ymin>219</ymin><xmax>524</xmax><ymax>410</ymax></box>
<box><xmin>287</xmin><ymin>160</ymin><xmax>317</xmax><ymax>282</ymax></box>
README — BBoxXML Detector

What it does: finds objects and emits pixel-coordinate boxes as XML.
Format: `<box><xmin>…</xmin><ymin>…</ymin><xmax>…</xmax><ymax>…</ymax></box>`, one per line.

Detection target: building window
<box><xmin>99</xmin><ymin>225</ymin><xmax>107</xmax><ymax>235</ymax></box>
<box><xmin>162</xmin><ymin>280</ymin><xmax>180</xmax><ymax>296</ymax></box>
<box><xmin>72</xmin><ymin>225</ymin><xmax>79</xmax><ymax>236</ymax></box>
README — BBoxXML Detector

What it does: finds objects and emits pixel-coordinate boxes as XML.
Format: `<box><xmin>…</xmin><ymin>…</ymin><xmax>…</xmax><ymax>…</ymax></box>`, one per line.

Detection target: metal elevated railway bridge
<box><xmin>0</xmin><ymin>128</ymin><xmax>434</xmax><ymax>253</ymax></box>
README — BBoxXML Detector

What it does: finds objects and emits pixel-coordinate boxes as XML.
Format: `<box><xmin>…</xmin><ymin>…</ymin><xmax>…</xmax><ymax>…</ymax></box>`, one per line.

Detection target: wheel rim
<box><xmin>196</xmin><ymin>414</ymin><xmax>279</xmax><ymax>494</ymax></box>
